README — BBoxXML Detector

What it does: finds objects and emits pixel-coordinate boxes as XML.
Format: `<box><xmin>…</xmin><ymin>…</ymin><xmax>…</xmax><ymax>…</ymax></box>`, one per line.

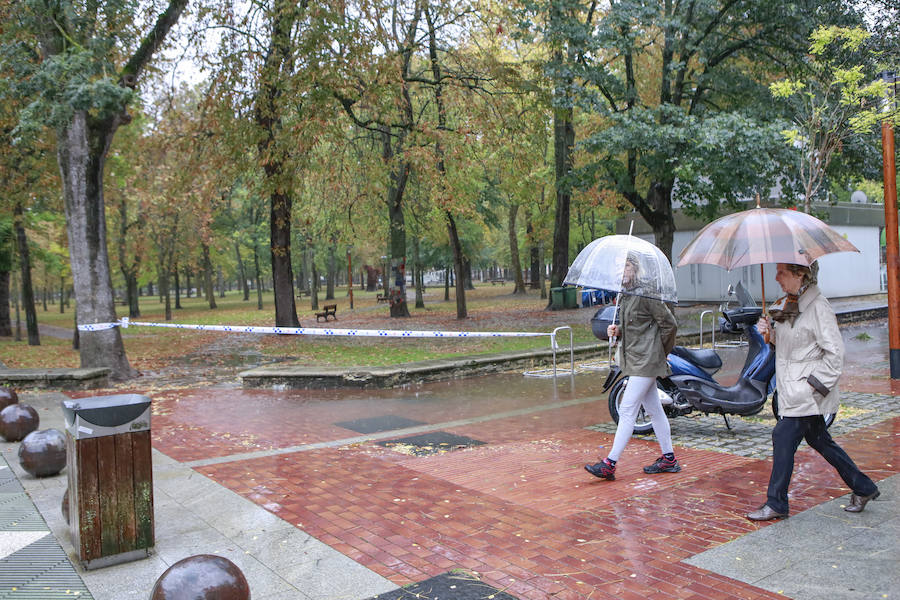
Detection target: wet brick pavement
<box><xmin>133</xmin><ymin>368</ymin><xmax>896</xmax><ymax>600</ymax></box>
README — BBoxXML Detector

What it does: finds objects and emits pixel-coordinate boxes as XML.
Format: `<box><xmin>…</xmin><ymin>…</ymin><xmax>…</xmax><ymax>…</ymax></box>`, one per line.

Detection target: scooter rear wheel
<box><xmin>771</xmin><ymin>391</ymin><xmax>836</xmax><ymax>428</ymax></box>
<box><xmin>608</xmin><ymin>376</ymin><xmax>667</xmax><ymax>435</ymax></box>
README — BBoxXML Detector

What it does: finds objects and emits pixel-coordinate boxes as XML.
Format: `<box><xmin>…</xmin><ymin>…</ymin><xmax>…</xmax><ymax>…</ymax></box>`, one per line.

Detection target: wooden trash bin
<box><xmin>62</xmin><ymin>394</ymin><xmax>154</xmax><ymax>569</ymax></box>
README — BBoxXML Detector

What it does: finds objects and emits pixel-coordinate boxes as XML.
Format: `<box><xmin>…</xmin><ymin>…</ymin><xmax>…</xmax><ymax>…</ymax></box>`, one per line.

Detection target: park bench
<box><xmin>297</xmin><ymin>289</ymin><xmax>311</xmax><ymax>298</ymax></box>
<box><xmin>376</xmin><ymin>293</ymin><xmax>390</xmax><ymax>303</ymax></box>
<box><xmin>489</xmin><ymin>278</ymin><xmax>505</xmax><ymax>285</ymax></box>
<box><xmin>315</xmin><ymin>304</ymin><xmax>337</xmax><ymax>322</ymax></box>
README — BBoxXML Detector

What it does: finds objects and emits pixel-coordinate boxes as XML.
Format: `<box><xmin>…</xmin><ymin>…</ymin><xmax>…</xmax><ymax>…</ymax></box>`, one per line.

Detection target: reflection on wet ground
<box><xmin>138</xmin><ymin>318</ymin><xmax>898</xmax><ymax>599</ymax></box>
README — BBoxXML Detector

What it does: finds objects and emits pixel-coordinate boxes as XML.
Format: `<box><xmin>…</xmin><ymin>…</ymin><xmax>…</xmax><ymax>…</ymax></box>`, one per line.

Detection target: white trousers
<box><xmin>608</xmin><ymin>375</ymin><xmax>674</xmax><ymax>462</ymax></box>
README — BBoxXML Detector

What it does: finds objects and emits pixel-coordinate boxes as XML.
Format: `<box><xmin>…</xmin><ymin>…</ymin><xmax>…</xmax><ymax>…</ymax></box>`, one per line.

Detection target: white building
<box><xmin>617</xmin><ymin>202</ymin><xmax>887</xmax><ymax>303</ymax></box>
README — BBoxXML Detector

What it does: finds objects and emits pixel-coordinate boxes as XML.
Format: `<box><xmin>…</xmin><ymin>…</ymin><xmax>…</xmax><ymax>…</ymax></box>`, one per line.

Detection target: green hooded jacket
<box><xmin>616</xmin><ymin>294</ymin><xmax>677</xmax><ymax>378</ymax></box>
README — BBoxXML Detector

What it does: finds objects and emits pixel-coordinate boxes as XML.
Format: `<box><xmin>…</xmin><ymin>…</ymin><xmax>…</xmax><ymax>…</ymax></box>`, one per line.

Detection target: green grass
<box><xmin>1</xmin><ymin>283</ymin><xmax>596</xmax><ymax>370</ymax></box>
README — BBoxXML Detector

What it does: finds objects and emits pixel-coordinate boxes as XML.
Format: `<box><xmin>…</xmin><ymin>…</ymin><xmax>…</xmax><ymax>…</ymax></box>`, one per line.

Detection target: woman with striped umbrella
<box><xmin>678</xmin><ymin>203</ymin><xmax>880</xmax><ymax>520</ymax></box>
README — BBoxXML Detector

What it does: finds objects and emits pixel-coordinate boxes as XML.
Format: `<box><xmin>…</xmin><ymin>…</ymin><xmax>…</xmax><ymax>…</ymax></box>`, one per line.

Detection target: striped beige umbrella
<box><xmin>677</xmin><ymin>204</ymin><xmax>859</xmax><ymax>307</ymax></box>
<box><xmin>678</xmin><ymin>207</ymin><xmax>858</xmax><ymax>269</ymax></box>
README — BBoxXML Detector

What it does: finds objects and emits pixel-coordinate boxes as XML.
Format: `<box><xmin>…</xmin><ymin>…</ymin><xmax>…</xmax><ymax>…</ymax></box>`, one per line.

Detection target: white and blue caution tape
<box><xmin>77</xmin><ymin>317</ymin><xmax>554</xmax><ymax>342</ymax></box>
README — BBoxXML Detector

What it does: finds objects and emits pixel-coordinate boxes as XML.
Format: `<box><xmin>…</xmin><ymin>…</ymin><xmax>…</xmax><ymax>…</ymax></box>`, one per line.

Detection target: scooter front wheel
<box><xmin>608</xmin><ymin>376</ymin><xmax>659</xmax><ymax>435</ymax></box>
<box><xmin>771</xmin><ymin>391</ymin><xmax>836</xmax><ymax>428</ymax></box>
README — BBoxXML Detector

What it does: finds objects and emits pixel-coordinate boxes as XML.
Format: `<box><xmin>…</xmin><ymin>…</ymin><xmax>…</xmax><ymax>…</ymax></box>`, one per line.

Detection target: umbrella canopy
<box><xmin>564</xmin><ymin>235</ymin><xmax>677</xmax><ymax>302</ymax></box>
<box><xmin>677</xmin><ymin>207</ymin><xmax>859</xmax><ymax>270</ymax></box>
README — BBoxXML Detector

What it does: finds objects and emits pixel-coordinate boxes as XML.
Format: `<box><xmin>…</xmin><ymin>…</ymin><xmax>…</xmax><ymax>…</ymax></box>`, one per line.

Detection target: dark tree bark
<box><xmin>174</xmin><ymin>263</ymin><xmax>182</xmax><ymax>309</ymax></box>
<box><xmin>425</xmin><ymin>6</ymin><xmax>466</xmax><ymax>318</ymax></box>
<box><xmin>508</xmin><ymin>203</ymin><xmax>527</xmax><ymax>295</ymax></box>
<box><xmin>254</xmin><ymin>2</ymin><xmax>302</xmax><ymax>327</ymax></box>
<box><xmin>527</xmin><ymin>217</ymin><xmax>540</xmax><ymax>290</ymax></box>
<box><xmin>383</xmin><ymin>130</ymin><xmax>411</xmax><ymax>318</ymax></box>
<box><xmin>413</xmin><ymin>235</ymin><xmax>425</xmax><ymax>309</ymax></box>
<box><xmin>326</xmin><ymin>237</ymin><xmax>336</xmax><ymax>300</ymax></box>
<box><xmin>253</xmin><ymin>243</ymin><xmax>263</xmax><ymax>310</ymax></box>
<box><xmin>550</xmin><ymin>103</ymin><xmax>574</xmax><ymax>296</ymax></box>
<box><xmin>235</xmin><ymin>240</ymin><xmax>249</xmax><ymax>301</ymax></box>
<box><xmin>201</xmin><ymin>242</ymin><xmax>217</xmax><ymax>309</ymax></box>
<box><xmin>13</xmin><ymin>203</ymin><xmax>39</xmax><ymax>345</ymax></box>
<box><xmin>0</xmin><ymin>271</ymin><xmax>10</xmax><ymax>337</ymax></box>
<box><xmin>0</xmin><ymin>221</ymin><xmax>11</xmax><ymax>336</ymax></box>
<box><xmin>116</xmin><ymin>195</ymin><xmax>142</xmax><ymax>317</ymax></box>
<box><xmin>159</xmin><ymin>261</ymin><xmax>172</xmax><ymax>321</ymax></box>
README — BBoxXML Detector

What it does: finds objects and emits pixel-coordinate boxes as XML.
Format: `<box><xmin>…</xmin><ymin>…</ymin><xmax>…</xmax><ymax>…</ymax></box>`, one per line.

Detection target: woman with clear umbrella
<box><xmin>583</xmin><ymin>253</ymin><xmax>681</xmax><ymax>480</ymax></box>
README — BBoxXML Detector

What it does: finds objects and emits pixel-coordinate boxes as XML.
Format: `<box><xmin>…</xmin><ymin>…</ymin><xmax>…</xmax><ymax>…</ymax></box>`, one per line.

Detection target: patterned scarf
<box><xmin>769</xmin><ymin>285</ymin><xmax>808</xmax><ymax>323</ymax></box>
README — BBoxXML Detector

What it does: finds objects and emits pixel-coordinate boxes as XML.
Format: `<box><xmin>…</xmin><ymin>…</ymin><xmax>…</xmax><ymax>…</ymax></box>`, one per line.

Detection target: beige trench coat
<box><xmin>615</xmin><ymin>293</ymin><xmax>677</xmax><ymax>378</ymax></box>
<box><xmin>772</xmin><ymin>285</ymin><xmax>843</xmax><ymax>417</ymax></box>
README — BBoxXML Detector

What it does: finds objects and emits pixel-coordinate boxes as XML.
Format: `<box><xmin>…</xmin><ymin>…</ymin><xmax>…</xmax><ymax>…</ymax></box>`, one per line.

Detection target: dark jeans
<box><xmin>766</xmin><ymin>415</ymin><xmax>878</xmax><ymax>514</ymax></box>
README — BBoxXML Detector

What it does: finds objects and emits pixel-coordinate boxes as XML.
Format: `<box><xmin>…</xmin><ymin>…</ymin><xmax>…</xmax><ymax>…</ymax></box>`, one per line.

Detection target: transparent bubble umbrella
<box><xmin>564</xmin><ymin>235</ymin><xmax>678</xmax><ymax>303</ymax></box>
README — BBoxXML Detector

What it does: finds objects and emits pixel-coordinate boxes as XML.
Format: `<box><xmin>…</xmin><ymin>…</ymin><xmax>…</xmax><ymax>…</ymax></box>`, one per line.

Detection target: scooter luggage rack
<box><xmin>698</xmin><ymin>310</ymin><xmax>716</xmax><ymax>349</ymax></box>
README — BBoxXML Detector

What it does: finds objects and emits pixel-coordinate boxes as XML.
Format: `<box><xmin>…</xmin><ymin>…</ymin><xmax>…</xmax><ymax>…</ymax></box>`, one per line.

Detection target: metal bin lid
<box><xmin>61</xmin><ymin>394</ymin><xmax>151</xmax><ymax>429</ymax></box>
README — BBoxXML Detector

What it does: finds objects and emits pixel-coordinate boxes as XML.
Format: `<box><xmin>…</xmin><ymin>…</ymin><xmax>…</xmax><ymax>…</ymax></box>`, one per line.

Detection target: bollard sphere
<box><xmin>18</xmin><ymin>429</ymin><xmax>67</xmax><ymax>477</ymax></box>
<box><xmin>62</xmin><ymin>488</ymin><xmax>70</xmax><ymax>524</ymax></box>
<box><xmin>0</xmin><ymin>387</ymin><xmax>17</xmax><ymax>411</ymax></box>
<box><xmin>0</xmin><ymin>403</ymin><xmax>39</xmax><ymax>442</ymax></box>
<box><xmin>150</xmin><ymin>555</ymin><xmax>251</xmax><ymax>600</ymax></box>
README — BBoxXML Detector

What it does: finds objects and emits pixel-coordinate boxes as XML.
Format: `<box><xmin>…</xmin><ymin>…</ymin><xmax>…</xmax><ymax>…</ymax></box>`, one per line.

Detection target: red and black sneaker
<box><xmin>643</xmin><ymin>455</ymin><xmax>681</xmax><ymax>474</ymax></box>
<box><xmin>585</xmin><ymin>459</ymin><xmax>616</xmax><ymax>480</ymax></box>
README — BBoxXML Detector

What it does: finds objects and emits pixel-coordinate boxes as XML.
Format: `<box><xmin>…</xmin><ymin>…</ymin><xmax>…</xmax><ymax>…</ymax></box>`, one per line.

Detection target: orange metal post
<box><xmin>883</xmin><ymin>119</ymin><xmax>900</xmax><ymax>379</ymax></box>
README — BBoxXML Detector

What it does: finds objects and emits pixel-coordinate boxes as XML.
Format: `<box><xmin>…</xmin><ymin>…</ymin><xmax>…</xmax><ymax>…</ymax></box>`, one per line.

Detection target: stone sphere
<box><xmin>0</xmin><ymin>403</ymin><xmax>39</xmax><ymax>442</ymax></box>
<box><xmin>18</xmin><ymin>429</ymin><xmax>66</xmax><ymax>477</ymax></box>
<box><xmin>0</xmin><ymin>387</ymin><xmax>17</xmax><ymax>411</ymax></box>
<box><xmin>62</xmin><ymin>488</ymin><xmax>70</xmax><ymax>524</ymax></box>
<box><xmin>150</xmin><ymin>555</ymin><xmax>250</xmax><ymax>600</ymax></box>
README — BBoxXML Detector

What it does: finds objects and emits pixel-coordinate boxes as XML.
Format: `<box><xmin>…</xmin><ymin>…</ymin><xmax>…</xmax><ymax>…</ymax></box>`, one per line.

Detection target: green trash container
<box><xmin>550</xmin><ymin>287</ymin><xmax>565</xmax><ymax>309</ymax></box>
<box><xmin>562</xmin><ymin>286</ymin><xmax>578</xmax><ymax>309</ymax></box>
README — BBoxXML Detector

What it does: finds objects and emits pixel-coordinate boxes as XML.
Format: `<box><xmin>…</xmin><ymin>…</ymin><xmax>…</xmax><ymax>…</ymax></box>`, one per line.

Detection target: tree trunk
<box><xmin>57</xmin><ymin>113</ymin><xmax>134</xmax><ymax>377</ymax></box>
<box><xmin>413</xmin><ymin>235</ymin><xmax>425</xmax><ymax>309</ymax></box>
<box><xmin>326</xmin><ymin>240</ymin><xmax>335</xmax><ymax>300</ymax></box>
<box><xmin>125</xmin><ymin>273</ymin><xmax>139</xmax><ymax>317</ymax></box>
<box><xmin>116</xmin><ymin>195</ymin><xmax>142</xmax><ymax>317</ymax></box>
<box><xmin>311</xmin><ymin>260</ymin><xmax>319</xmax><ymax>311</ymax></box>
<box><xmin>444</xmin><ymin>267</ymin><xmax>450</xmax><ymax>301</ymax></box>
<box><xmin>539</xmin><ymin>242</ymin><xmax>547</xmax><ymax>300</ymax></box>
<box><xmin>446</xmin><ymin>214</ymin><xmax>467</xmax><ymax>318</ymax></box>
<box><xmin>159</xmin><ymin>261</ymin><xmax>172</xmax><ymax>321</ymax></box>
<box><xmin>201</xmin><ymin>242</ymin><xmax>217</xmax><ymax>309</ymax></box>
<box><xmin>253</xmin><ymin>244</ymin><xmax>263</xmax><ymax>310</ymax></box>
<box><xmin>550</xmin><ymin>104</ymin><xmax>574</xmax><ymax>298</ymax></box>
<box><xmin>255</xmin><ymin>3</ymin><xmax>301</xmax><ymax>328</ymax></box>
<box><xmin>217</xmin><ymin>265</ymin><xmax>225</xmax><ymax>298</ymax></box>
<box><xmin>235</xmin><ymin>240</ymin><xmax>249</xmax><ymax>301</ymax></box>
<box><xmin>59</xmin><ymin>277</ymin><xmax>65</xmax><ymax>314</ymax></box>
<box><xmin>174</xmin><ymin>263</ymin><xmax>182</xmax><ymax>309</ymax></box>
<box><xmin>509</xmin><ymin>203</ymin><xmax>526</xmax><ymax>295</ymax></box>
<box><xmin>14</xmin><ymin>204</ymin><xmax>39</xmax><ymax>346</ymax></box>
<box><xmin>0</xmin><ymin>271</ymin><xmax>10</xmax><ymax>336</ymax></box>
<box><xmin>645</xmin><ymin>182</ymin><xmax>676</xmax><ymax>262</ymax></box>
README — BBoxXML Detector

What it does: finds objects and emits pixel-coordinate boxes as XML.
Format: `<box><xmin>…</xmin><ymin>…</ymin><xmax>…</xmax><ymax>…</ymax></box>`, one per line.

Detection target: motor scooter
<box><xmin>600</xmin><ymin>282</ymin><xmax>835</xmax><ymax>433</ymax></box>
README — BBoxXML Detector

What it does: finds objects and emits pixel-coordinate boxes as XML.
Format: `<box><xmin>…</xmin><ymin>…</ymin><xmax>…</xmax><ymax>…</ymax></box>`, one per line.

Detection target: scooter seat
<box><xmin>671</xmin><ymin>374</ymin><xmax>768</xmax><ymax>416</ymax></box>
<box><xmin>671</xmin><ymin>346</ymin><xmax>723</xmax><ymax>372</ymax></box>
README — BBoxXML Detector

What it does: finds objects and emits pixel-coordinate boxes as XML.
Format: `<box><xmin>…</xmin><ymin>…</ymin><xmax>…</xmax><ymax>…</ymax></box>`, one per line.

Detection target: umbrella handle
<box><xmin>760</xmin><ymin>264</ymin><xmax>771</xmax><ymax>345</ymax></box>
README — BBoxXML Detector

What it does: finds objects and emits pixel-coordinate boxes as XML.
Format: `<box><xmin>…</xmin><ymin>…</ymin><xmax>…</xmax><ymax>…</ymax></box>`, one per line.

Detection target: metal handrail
<box><xmin>550</xmin><ymin>326</ymin><xmax>574</xmax><ymax>377</ymax></box>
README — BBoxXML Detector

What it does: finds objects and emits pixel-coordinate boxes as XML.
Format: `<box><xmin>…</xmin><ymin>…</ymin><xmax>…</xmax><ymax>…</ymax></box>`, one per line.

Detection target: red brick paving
<box><xmin>141</xmin><ymin>378</ymin><xmax>899</xmax><ymax>600</ymax></box>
